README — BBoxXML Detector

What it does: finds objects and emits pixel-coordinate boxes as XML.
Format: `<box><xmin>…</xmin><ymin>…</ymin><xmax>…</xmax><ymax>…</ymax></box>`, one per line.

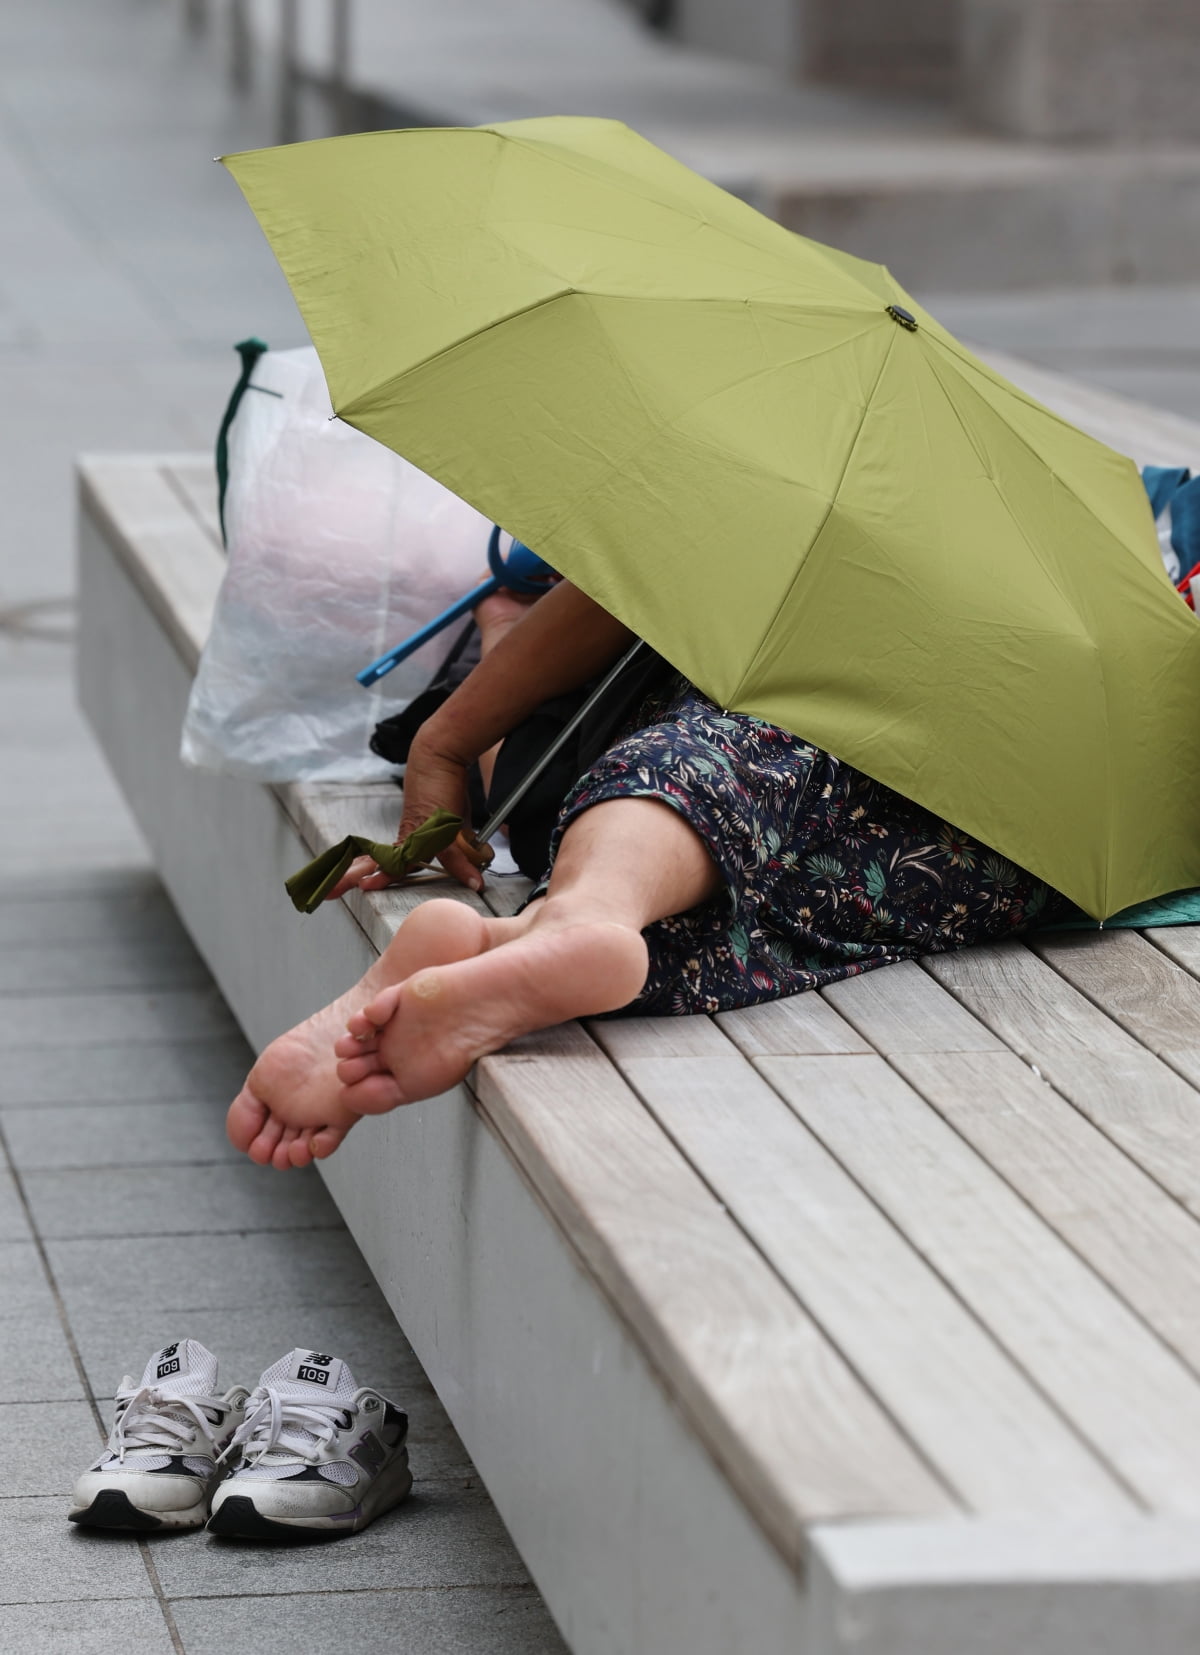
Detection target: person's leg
<box><xmin>227</xmin><ymin>798</ymin><xmax>719</xmax><ymax>1168</ymax></box>
<box><xmin>331</xmin><ymin>796</ymin><xmax>720</xmax><ymax>1119</ymax></box>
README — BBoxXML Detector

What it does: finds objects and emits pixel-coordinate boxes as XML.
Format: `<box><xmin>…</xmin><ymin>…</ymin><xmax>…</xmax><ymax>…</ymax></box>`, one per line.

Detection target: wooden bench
<box><xmin>77</xmin><ymin>354</ymin><xmax>1200</xmax><ymax>1654</ymax></box>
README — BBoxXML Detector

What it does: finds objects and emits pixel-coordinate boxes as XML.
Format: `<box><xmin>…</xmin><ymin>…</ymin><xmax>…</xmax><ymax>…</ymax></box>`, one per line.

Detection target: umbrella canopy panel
<box><xmin>224</xmin><ymin>118</ymin><xmax>1200</xmax><ymax>917</ymax></box>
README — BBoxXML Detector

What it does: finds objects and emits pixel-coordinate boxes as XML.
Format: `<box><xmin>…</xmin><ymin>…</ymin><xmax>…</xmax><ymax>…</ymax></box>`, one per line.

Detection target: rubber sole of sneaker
<box><xmin>68</xmin><ymin>1485</ymin><xmax>213</xmax><ymax>1532</ymax></box>
<box><xmin>208</xmin><ymin>1460</ymin><xmax>414</xmax><ymax>1542</ymax></box>
<box><xmin>68</xmin><ymin>1489</ymin><xmax>166</xmax><ymax>1532</ymax></box>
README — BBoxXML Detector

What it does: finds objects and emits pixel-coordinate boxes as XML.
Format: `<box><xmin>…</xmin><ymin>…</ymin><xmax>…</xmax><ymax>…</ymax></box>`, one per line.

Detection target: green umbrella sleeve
<box><xmin>285</xmin><ymin>809</ymin><xmax>466</xmax><ymax>914</ymax></box>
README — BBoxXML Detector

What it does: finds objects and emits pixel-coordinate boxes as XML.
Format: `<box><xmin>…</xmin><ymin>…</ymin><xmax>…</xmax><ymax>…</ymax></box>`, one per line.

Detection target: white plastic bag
<box><xmin>181</xmin><ymin>345</ymin><xmax>492</xmax><ymax>782</ymax></box>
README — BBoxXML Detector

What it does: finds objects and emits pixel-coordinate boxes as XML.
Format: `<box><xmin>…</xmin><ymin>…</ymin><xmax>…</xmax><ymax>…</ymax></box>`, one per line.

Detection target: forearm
<box><xmin>414</xmin><ymin>580</ymin><xmax>634</xmax><ymax>768</ymax></box>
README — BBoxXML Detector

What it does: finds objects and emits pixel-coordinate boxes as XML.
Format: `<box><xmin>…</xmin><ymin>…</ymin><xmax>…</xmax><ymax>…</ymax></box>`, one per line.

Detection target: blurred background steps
<box><xmin>227</xmin><ymin>0</ymin><xmax>1200</xmax><ymax>292</ymax></box>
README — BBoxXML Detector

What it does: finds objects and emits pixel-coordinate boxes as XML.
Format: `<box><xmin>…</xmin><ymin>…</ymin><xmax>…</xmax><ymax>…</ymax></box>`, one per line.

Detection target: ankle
<box><xmin>533</xmin><ymin>891</ymin><xmax>645</xmax><ymax>934</ymax></box>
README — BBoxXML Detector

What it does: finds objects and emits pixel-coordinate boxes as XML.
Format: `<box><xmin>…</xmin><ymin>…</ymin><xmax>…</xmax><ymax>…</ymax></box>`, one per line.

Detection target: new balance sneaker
<box><xmin>207</xmin><ymin>1348</ymin><xmax>411</xmax><ymax>1539</ymax></box>
<box><xmin>69</xmin><ymin>1340</ymin><xmax>249</xmax><ymax>1532</ymax></box>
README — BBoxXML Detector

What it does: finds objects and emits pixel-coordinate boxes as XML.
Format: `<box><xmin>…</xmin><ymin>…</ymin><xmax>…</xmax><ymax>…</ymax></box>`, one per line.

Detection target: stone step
<box><xmin>241</xmin><ymin>0</ymin><xmax>1200</xmax><ymax>291</ymax></box>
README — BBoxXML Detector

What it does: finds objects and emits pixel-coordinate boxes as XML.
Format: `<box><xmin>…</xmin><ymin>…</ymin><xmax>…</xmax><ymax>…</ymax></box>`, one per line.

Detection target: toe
<box><xmin>288</xmin><ymin>1131</ymin><xmax>316</xmax><ymax>1168</ymax></box>
<box><xmin>335</xmin><ymin>1051</ymin><xmax>386</xmax><ymax>1086</ymax></box>
<box><xmin>335</xmin><ymin>1024</ymin><xmax>377</xmax><ymax>1056</ymax></box>
<box><xmin>312</xmin><ymin>1122</ymin><xmax>352</xmax><ymax>1158</ymax></box>
<box><xmin>358</xmin><ymin>983</ymin><xmax>404</xmax><ymax>1027</ymax></box>
<box><xmin>227</xmin><ymin>1087</ymin><xmax>268</xmax><ymax>1152</ymax></box>
<box><xmin>248</xmin><ymin>1112</ymin><xmax>286</xmax><ymax>1166</ymax></box>
<box><xmin>271</xmin><ymin>1126</ymin><xmax>300</xmax><ymax>1171</ymax></box>
<box><xmin>341</xmin><ymin>1073</ymin><xmax>407</xmax><ymax>1115</ymax></box>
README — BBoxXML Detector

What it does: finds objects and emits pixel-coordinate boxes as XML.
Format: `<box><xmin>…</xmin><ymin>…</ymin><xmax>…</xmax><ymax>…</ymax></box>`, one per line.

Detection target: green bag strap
<box><xmin>285</xmin><ymin>809</ymin><xmax>465</xmax><ymax>914</ymax></box>
<box><xmin>215</xmin><ymin>336</ymin><xmax>270</xmax><ymax>546</ymax></box>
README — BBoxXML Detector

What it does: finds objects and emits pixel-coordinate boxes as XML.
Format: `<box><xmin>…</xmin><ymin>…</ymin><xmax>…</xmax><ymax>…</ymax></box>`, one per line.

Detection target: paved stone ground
<box><xmin>2</xmin><ymin>5</ymin><xmax>1199</xmax><ymax>1654</ymax></box>
<box><xmin>0</xmin><ymin>4</ymin><xmax>565</xmax><ymax>1652</ymax></box>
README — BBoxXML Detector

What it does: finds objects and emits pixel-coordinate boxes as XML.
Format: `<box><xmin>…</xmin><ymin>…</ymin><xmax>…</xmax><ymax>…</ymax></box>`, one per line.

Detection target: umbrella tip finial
<box><xmin>886</xmin><ymin>305</ymin><xmax>919</xmax><ymax>333</ymax></box>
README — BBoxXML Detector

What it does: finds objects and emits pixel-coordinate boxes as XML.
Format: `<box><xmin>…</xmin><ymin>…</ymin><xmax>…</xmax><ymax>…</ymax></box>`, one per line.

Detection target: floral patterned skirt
<box><xmin>543</xmin><ymin>679</ymin><xmax>1071</xmax><ymax>1016</ymax></box>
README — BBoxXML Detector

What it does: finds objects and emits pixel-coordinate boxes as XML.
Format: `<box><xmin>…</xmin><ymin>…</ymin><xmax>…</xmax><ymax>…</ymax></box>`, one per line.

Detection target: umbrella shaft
<box><xmin>478</xmin><ymin>640</ymin><xmax>647</xmax><ymax>846</ymax></box>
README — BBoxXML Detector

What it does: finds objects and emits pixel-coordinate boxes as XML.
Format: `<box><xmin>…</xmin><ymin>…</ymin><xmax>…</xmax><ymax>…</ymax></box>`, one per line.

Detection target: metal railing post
<box><xmin>278</xmin><ymin>0</ymin><xmax>300</xmax><ymax>143</ymax></box>
<box><xmin>330</xmin><ymin>0</ymin><xmax>353</xmax><ymax>132</ymax></box>
<box><xmin>229</xmin><ymin>0</ymin><xmax>254</xmax><ymax>91</ymax></box>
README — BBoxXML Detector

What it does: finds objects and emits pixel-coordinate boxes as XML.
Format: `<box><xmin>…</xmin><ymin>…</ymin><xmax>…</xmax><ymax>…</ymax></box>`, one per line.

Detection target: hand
<box><xmin>324</xmin><ymin>733</ymin><xmax>479</xmax><ymax>900</ymax></box>
<box><xmin>473</xmin><ymin>582</ymin><xmax>551</xmax><ymax>652</ymax></box>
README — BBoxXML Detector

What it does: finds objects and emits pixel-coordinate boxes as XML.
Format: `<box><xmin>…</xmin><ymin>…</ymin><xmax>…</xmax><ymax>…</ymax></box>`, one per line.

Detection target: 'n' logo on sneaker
<box><xmin>350</xmin><ymin>1430</ymin><xmax>386</xmax><ymax>1474</ymax></box>
<box><xmin>156</xmin><ymin>1343</ymin><xmax>181</xmax><ymax>1379</ymax></box>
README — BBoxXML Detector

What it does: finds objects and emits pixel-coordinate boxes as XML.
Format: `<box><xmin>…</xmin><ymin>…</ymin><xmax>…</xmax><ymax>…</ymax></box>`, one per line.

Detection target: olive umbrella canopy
<box><xmin>224</xmin><ymin>117</ymin><xmax>1200</xmax><ymax>918</ymax></box>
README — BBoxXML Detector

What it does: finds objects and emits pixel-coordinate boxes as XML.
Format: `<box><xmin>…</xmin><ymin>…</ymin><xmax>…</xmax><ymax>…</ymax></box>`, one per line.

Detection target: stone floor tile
<box><xmin>69</xmin><ymin>1300</ymin><xmax>443</xmax><ymax>1411</ymax></box>
<box><xmin>0</xmin><ymin>936</ymin><xmax>210</xmax><ymax>995</ymax></box>
<box><xmin>48</xmin><ymin>1229</ymin><xmax>379</xmax><ymax>1318</ymax></box>
<box><xmin>0</xmin><ymin>1171</ymin><xmax>31</xmax><ymax>1242</ymax></box>
<box><xmin>0</xmin><ymin>1307</ymin><xmax>83</xmax><ymax>1403</ymax></box>
<box><xmin>22</xmin><ymin>1162</ymin><xmax>342</xmax><ymax>1239</ymax></box>
<box><xmin>0</xmin><ymin>1400</ymin><xmax>101</xmax><ymax>1497</ymax></box>
<box><xmin>0</xmin><ymin>864</ymin><xmax>163</xmax><ymax>905</ymax></box>
<box><xmin>0</xmin><ymin>1599</ymin><xmax>174</xmax><ymax>1655</ymax></box>
<box><xmin>0</xmin><ymin>1241</ymin><xmax>57</xmax><ymax>1317</ymax></box>
<box><xmin>154</xmin><ymin>1483</ymin><xmax>532</xmax><ymax>1599</ymax></box>
<box><xmin>0</xmin><ymin>1038</ymin><xmax>252</xmax><ymax>1107</ymax></box>
<box><xmin>0</xmin><ymin>986</ymin><xmax>240</xmax><ymax>1049</ymax></box>
<box><xmin>169</xmin><ymin>1586</ymin><xmax>568</xmax><ymax>1655</ymax></box>
<box><xmin>0</xmin><ymin>884</ymin><xmax>178</xmax><ymax>947</ymax></box>
<box><xmin>0</xmin><ymin>1498</ymin><xmax>156</xmax><ymax>1604</ymax></box>
<box><xmin>2</xmin><ymin>1098</ymin><xmax>239</xmax><ymax>1171</ymax></box>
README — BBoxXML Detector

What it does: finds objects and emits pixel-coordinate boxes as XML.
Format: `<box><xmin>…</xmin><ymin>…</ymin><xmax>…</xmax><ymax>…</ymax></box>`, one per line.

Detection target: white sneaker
<box><xmin>208</xmin><ymin>1348</ymin><xmax>412</xmax><ymax>1539</ymax></box>
<box><xmin>69</xmin><ymin>1340</ymin><xmax>249</xmax><ymax>1532</ymax></box>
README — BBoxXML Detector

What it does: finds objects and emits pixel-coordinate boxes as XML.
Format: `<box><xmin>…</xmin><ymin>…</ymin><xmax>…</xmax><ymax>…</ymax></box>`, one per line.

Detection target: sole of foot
<box><xmin>226</xmin><ymin>899</ymin><xmax>492</xmax><ymax>1167</ymax></box>
<box><xmin>337</xmin><ymin>916</ymin><xmax>650</xmax><ymax>1113</ymax></box>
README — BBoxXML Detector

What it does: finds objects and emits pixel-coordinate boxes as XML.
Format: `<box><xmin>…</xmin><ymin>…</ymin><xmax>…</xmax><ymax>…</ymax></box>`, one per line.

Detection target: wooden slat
<box><xmin>718</xmin><ymin>989</ymin><xmax>871</xmax><ymax>1057</ymax></box>
<box><xmin>1033</xmin><ymin>929</ymin><xmax>1200</xmax><ymax>1089</ymax></box>
<box><xmin>1146</xmin><ymin>926</ymin><xmax>1200</xmax><ymax>984</ymax></box>
<box><xmin>480</xmin><ymin>870</ymin><xmax>536</xmax><ymax>918</ymax></box>
<box><xmin>594</xmin><ymin>1021</ymin><xmax>1132</xmax><ymax>1517</ymax></box>
<box><xmin>925</xmin><ymin>941</ymin><xmax>1200</xmax><ymax>1214</ymax></box>
<box><xmin>275</xmin><ymin>782</ymin><xmax>492</xmax><ymax>956</ymax></box>
<box><xmin>894</xmin><ymin>1049</ymin><xmax>1200</xmax><ymax>1379</ymax></box>
<box><xmin>475</xmin><ymin>1022</ymin><xmax>957</xmax><ymax>1567</ymax></box>
<box><xmin>759</xmin><ymin>1052</ymin><xmax>1200</xmax><ymax>1515</ymax></box>
<box><xmin>824</xmin><ymin>959</ymin><xmax>1005</xmax><ymax>1053</ymax></box>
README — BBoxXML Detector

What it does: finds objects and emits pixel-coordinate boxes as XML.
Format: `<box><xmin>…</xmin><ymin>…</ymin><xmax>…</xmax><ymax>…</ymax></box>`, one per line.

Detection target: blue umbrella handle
<box><xmin>356</xmin><ymin>527</ymin><xmax>554</xmax><ymax>687</ymax></box>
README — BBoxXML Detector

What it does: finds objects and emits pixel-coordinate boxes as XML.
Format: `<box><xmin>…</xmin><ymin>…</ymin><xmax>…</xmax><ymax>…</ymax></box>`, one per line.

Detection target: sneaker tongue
<box><xmin>137</xmin><ymin>1339</ymin><xmax>219</xmax><ymax>1398</ymax></box>
<box><xmin>261</xmin><ymin>1348</ymin><xmax>356</xmax><ymax>1402</ymax></box>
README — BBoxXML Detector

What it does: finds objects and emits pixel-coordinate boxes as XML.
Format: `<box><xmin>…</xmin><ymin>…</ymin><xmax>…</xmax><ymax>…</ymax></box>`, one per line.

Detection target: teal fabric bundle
<box><xmin>1046</xmin><ymin>888</ymin><xmax>1200</xmax><ymax>930</ymax></box>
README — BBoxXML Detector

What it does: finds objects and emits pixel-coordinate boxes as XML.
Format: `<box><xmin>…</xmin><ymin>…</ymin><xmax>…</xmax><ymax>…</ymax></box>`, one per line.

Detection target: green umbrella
<box><xmin>224</xmin><ymin>117</ymin><xmax>1200</xmax><ymax>918</ymax></box>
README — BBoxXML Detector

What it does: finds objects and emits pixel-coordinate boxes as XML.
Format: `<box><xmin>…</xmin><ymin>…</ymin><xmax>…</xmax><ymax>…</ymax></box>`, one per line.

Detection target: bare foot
<box><xmin>226</xmin><ymin>900</ymin><xmax>491</xmax><ymax>1169</ymax></box>
<box><xmin>331</xmin><ymin>905</ymin><xmax>649</xmax><ymax>1114</ymax></box>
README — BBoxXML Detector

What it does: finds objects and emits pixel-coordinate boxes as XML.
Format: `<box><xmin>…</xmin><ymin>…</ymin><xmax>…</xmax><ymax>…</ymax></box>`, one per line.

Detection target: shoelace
<box><xmin>110</xmin><ymin>1384</ymin><xmax>226</xmax><ymax>1463</ymax></box>
<box><xmin>219</xmin><ymin>1386</ymin><xmax>352</xmax><ymax>1470</ymax></box>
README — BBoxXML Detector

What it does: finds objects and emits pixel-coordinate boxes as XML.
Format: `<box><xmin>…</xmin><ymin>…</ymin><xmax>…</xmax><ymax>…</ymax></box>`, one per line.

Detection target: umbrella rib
<box><xmin>336</xmin><ymin>288</ymin><xmax>576</xmax><ymax>420</ymax></box>
<box><xmin>724</xmin><ymin>327</ymin><xmax>900</xmax><ymax>709</ymax></box>
<box><xmin>923</xmin><ymin>335</ymin><xmax>1154</xmax><ymax>545</ymax></box>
